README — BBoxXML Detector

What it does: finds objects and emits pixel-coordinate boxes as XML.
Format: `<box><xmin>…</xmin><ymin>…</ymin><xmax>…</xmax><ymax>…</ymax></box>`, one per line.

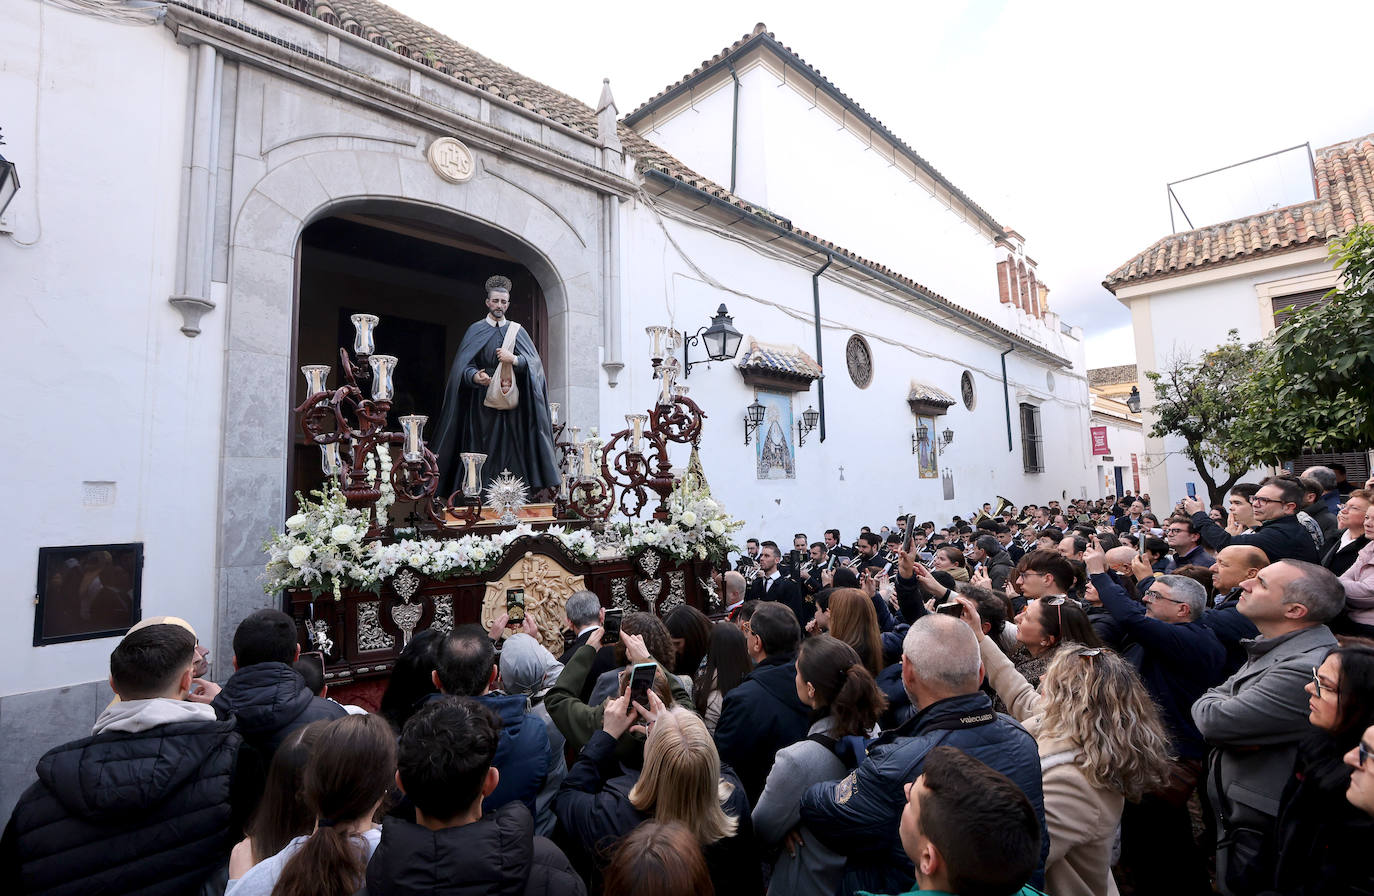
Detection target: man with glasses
<box><xmin>1346</xmin><ymin>726</ymin><xmax>1374</xmax><ymax>816</ymax></box>
<box><xmin>1183</xmin><ymin>475</ymin><xmax>1321</xmax><ymax>564</ymax></box>
<box><xmin>1084</xmin><ymin>539</ymin><xmax>1225</xmax><ymax>896</ymax></box>
<box><xmin>1166</xmin><ymin>515</ymin><xmax>1216</xmax><ymax>569</ymax></box>
<box><xmin>1191</xmin><ymin>560</ymin><xmax>1343</xmax><ymax>894</ymax></box>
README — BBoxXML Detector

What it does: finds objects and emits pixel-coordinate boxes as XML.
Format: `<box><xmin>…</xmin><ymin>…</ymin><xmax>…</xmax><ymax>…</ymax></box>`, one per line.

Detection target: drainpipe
<box><xmin>726</xmin><ymin>62</ymin><xmax>741</xmax><ymax>194</ymax></box>
<box><xmin>812</xmin><ymin>254</ymin><xmax>832</xmax><ymax>442</ymax></box>
<box><xmin>1001</xmin><ymin>346</ymin><xmax>1015</xmax><ymax>452</ymax></box>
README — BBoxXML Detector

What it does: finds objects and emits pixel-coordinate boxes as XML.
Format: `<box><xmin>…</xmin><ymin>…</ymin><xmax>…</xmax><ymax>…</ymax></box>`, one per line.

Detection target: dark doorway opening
<box><xmin>289</xmin><ymin>213</ymin><xmax>548</xmax><ymax>513</ymax></box>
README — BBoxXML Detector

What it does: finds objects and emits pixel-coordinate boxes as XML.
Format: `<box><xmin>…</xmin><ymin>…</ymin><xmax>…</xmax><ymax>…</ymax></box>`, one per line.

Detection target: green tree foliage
<box><xmin>1144</xmin><ymin>333</ymin><xmax>1263</xmax><ymax>506</ymax></box>
<box><xmin>1242</xmin><ymin>224</ymin><xmax>1374</xmax><ymax>461</ymax></box>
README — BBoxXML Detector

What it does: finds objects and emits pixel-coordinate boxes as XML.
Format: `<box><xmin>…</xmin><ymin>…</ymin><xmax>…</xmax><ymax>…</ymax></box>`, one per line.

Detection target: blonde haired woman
<box><xmin>555</xmin><ymin>691</ymin><xmax>760</xmax><ymax>895</ymax></box>
<box><xmin>953</xmin><ymin>595</ymin><xmax>1173</xmax><ymax>896</ymax></box>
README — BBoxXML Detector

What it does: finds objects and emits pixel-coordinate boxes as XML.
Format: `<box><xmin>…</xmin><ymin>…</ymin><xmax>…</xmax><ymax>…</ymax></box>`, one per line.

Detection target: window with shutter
<box><xmin>1020</xmin><ymin>403</ymin><xmax>1043</xmax><ymax>474</ymax></box>
<box><xmin>1271</xmin><ymin>287</ymin><xmax>1330</xmax><ymax>327</ymax></box>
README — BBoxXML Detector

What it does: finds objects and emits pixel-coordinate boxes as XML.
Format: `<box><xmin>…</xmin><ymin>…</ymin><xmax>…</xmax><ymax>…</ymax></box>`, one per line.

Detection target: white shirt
<box><xmin>764</xmin><ymin>571</ymin><xmax>780</xmax><ymax>591</ymax></box>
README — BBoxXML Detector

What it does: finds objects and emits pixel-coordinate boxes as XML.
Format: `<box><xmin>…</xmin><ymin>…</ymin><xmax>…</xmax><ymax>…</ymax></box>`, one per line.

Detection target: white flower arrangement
<box><xmin>263</xmin><ymin>488</ymin><xmax>599</xmax><ymax>598</ymax></box>
<box><xmin>364</xmin><ymin>445</ymin><xmax>395</xmax><ymax>529</ymax></box>
<box><xmin>614</xmin><ymin>483</ymin><xmax>742</xmax><ymax>566</ymax></box>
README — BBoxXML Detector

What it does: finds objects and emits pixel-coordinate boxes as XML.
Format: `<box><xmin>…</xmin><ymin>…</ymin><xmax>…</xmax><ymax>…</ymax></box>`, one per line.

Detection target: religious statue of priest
<box><xmin>432</xmin><ymin>275</ymin><xmax>561</xmax><ymax>499</ymax></box>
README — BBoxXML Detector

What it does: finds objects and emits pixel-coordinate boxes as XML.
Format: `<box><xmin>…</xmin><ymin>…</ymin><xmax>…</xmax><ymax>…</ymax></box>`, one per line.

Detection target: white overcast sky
<box><xmin>388</xmin><ymin>0</ymin><xmax>1374</xmax><ymax>368</ymax></box>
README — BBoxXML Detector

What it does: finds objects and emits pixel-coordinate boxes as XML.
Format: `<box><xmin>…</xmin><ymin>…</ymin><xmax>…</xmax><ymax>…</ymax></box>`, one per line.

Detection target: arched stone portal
<box><xmin>215</xmin><ymin>147</ymin><xmax>604</xmax><ymax>670</ymax></box>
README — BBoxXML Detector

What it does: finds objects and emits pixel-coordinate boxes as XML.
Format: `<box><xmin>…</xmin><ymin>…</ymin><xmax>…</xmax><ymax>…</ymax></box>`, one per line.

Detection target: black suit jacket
<box><xmin>1322</xmin><ymin>534</ymin><xmax>1370</xmax><ymax>578</ymax></box>
<box><xmin>558</xmin><ymin>629</ymin><xmax>595</xmax><ymax>665</ymax></box>
<box><xmin>746</xmin><ymin>574</ymin><xmax>808</xmax><ymax>626</ymax></box>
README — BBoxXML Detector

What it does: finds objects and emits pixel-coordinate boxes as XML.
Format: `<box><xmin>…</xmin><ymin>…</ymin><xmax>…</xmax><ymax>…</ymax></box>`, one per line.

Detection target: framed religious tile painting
<box><xmin>755</xmin><ymin>391</ymin><xmax>796</xmax><ymax>480</ymax></box>
<box><xmin>915</xmin><ymin>414</ymin><xmax>939</xmax><ymax>479</ymax></box>
<box><xmin>34</xmin><ymin>543</ymin><xmax>143</xmax><ymax>646</ymax></box>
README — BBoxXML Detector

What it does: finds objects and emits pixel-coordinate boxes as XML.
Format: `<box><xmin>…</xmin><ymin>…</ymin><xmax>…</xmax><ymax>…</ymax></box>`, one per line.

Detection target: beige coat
<box><xmin>981</xmin><ymin>637</ymin><xmax>1124</xmax><ymax>896</ymax></box>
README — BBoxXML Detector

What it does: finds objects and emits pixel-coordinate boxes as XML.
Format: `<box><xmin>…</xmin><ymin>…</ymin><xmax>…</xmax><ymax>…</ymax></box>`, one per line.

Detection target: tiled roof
<box><xmin>1104</xmin><ymin>134</ymin><xmax>1374</xmax><ymax>290</ymax></box>
<box><xmin>207</xmin><ymin>1</ymin><xmax>1068</xmax><ymax>366</ymax></box>
<box><xmin>626</xmin><ymin>23</ymin><xmax>1006</xmax><ymax>235</ymax></box>
<box><xmin>1087</xmin><ymin>365</ymin><xmax>1138</xmax><ymax>387</ymax></box>
<box><xmin>907</xmin><ymin>382</ymin><xmax>957</xmax><ymax>406</ymax></box>
<box><xmin>737</xmin><ymin>339</ymin><xmax>823</xmax><ymax>380</ymax></box>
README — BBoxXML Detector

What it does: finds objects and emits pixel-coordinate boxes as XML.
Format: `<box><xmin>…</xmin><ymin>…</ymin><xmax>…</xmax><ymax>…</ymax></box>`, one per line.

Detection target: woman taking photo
<box><xmin>753</xmin><ymin>636</ymin><xmax>886</xmax><ymax>896</ymax></box>
<box><xmin>1269</xmin><ymin>644</ymin><xmax>1374</xmax><ymax>894</ymax></box>
<box><xmin>555</xmin><ymin>692</ymin><xmax>759</xmax><ymax>896</ymax></box>
<box><xmin>228</xmin><ymin>714</ymin><xmax>395</xmax><ymax>896</ymax></box>
<box><xmin>953</xmin><ymin>595</ymin><xmax>1172</xmax><ymax>896</ymax></box>
<box><xmin>1012</xmin><ymin>594</ymin><xmax>1102</xmax><ymax>688</ymax></box>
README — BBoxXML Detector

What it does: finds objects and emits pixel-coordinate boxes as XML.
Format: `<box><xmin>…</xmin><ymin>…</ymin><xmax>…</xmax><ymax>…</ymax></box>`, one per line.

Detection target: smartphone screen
<box><xmin>506</xmin><ymin>588</ymin><xmax>526</xmax><ymax>624</ymax></box>
<box><xmin>902</xmin><ymin>513</ymin><xmax>917</xmax><ymax>555</ymax></box>
<box><xmin>629</xmin><ymin>661</ymin><xmax>657</xmax><ymax>708</ymax></box>
<box><xmin>602</xmin><ymin>608</ymin><xmax>623</xmax><ymax>644</ymax></box>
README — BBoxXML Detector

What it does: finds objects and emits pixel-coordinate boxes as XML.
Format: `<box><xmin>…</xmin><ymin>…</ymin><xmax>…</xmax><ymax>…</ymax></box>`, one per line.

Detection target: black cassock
<box><xmin>432</xmin><ymin>319</ymin><xmax>561</xmax><ymax>498</ymax></box>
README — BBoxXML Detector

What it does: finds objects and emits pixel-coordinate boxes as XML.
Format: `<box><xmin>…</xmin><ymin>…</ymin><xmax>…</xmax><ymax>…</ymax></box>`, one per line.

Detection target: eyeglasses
<box><xmin>1359</xmin><ymin>741</ymin><xmax>1373</xmax><ymax>768</ymax></box>
<box><xmin>1144</xmin><ymin>589</ymin><xmax>1186</xmax><ymax>604</ymax></box>
<box><xmin>1165</xmin><ymin>527</ymin><xmax>1189</xmax><ymax>535</ymax></box>
<box><xmin>1250</xmin><ymin>495</ymin><xmax>1286</xmax><ymax>507</ymax></box>
<box><xmin>1311</xmin><ymin>666</ymin><xmax>1339</xmax><ymax>699</ymax></box>
<box><xmin>1073</xmin><ymin>646</ymin><xmax>1103</xmax><ymax>659</ymax></box>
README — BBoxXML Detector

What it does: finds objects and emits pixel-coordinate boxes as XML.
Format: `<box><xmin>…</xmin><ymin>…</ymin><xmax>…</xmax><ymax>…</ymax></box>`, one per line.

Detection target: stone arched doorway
<box><xmin>289</xmin><ymin>211</ymin><xmax>551</xmax><ymax>511</ymax></box>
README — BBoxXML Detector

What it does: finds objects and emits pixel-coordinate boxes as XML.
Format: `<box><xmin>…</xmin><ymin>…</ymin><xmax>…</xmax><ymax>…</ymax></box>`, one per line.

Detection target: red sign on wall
<box><xmin>1090</xmin><ymin>426</ymin><xmax>1110</xmax><ymax>455</ymax></box>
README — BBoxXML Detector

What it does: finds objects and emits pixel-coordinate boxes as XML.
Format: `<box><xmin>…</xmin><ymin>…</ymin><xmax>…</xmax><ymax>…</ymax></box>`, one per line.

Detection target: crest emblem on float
<box><xmin>427</xmin><ymin>137</ymin><xmax>475</xmax><ymax>183</ymax></box>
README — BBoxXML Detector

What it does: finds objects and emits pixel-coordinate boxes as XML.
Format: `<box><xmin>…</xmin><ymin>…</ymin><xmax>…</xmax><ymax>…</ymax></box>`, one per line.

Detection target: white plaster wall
<box><xmin>639</xmin><ymin>61</ymin><xmax>1018</xmax><ymax>324</ymax></box>
<box><xmin>611</xmin><ymin>196</ymin><xmax>1095</xmax><ymax>541</ymax></box>
<box><xmin>0</xmin><ymin>9</ymin><xmax>216</xmax><ymax>696</ymax></box>
<box><xmin>1135</xmin><ymin>257</ymin><xmax>1330</xmax><ymax>502</ymax></box>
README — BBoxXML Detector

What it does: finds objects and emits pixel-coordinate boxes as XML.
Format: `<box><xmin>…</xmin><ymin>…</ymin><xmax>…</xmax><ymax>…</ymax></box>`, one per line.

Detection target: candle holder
<box><xmin>548</xmin><ymin>402</ymin><xmax>560</xmax><ymax>426</ymax></box>
<box><xmin>368</xmin><ymin>355</ymin><xmax>397</xmax><ymax>401</ymax></box>
<box><xmin>399</xmin><ymin>415</ymin><xmax>427</xmax><ymax>463</ymax></box>
<box><xmin>625</xmin><ymin>413</ymin><xmax>648</xmax><ymax>454</ymax></box>
<box><xmin>460</xmin><ymin>452</ymin><xmax>487</xmax><ymax>499</ymax></box>
<box><xmin>351</xmin><ymin>313</ymin><xmax>378</xmax><ymax>357</ymax></box>
<box><xmin>301</xmin><ymin>364</ymin><xmax>331</xmax><ymax>398</ymax></box>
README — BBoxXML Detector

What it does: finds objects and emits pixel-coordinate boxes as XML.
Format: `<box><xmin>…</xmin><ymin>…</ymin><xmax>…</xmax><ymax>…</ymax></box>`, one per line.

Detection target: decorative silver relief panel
<box><xmin>431</xmin><ymin>594</ymin><xmax>454</xmax><ymax>634</ymax></box>
<box><xmin>357</xmin><ymin>601</ymin><xmax>395</xmax><ymax>652</ymax></box>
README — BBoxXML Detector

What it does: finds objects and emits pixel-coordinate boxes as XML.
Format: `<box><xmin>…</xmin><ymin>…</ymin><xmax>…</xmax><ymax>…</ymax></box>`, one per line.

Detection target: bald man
<box><xmin>1200</xmin><ymin>545</ymin><xmax>1266</xmax><ymax>677</ymax></box>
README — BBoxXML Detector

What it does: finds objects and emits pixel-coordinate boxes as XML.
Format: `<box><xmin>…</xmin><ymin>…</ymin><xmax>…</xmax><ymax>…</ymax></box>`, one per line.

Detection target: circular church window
<box><xmin>846</xmin><ymin>335</ymin><xmax>873</xmax><ymax>389</ymax></box>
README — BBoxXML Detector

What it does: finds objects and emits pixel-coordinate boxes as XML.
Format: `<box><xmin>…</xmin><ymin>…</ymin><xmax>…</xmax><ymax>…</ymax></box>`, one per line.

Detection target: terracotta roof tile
<box><xmin>1104</xmin><ymin>134</ymin><xmax>1374</xmax><ymax>290</ymax></box>
<box><xmin>1087</xmin><ymin>365</ymin><xmax>1138</xmax><ymax>387</ymax></box>
<box><xmin>737</xmin><ymin>339</ymin><xmax>823</xmax><ymax>380</ymax></box>
<box><xmin>906</xmin><ymin>382</ymin><xmax>956</xmax><ymax>406</ymax></box>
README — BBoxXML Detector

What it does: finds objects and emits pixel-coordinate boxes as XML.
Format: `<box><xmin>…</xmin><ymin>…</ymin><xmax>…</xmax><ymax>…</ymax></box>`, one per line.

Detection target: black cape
<box><xmin>432</xmin><ymin>318</ymin><xmax>561</xmax><ymax>497</ymax></box>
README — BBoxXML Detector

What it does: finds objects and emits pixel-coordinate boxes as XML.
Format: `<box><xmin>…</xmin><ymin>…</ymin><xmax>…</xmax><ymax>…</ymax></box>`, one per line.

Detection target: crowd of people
<box><xmin>4</xmin><ymin>465</ymin><xmax>1374</xmax><ymax>895</ymax></box>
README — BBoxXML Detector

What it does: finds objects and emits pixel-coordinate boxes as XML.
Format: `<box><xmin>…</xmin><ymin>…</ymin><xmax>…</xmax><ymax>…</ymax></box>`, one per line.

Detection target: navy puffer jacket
<box><xmin>212</xmin><ymin>661</ymin><xmax>346</xmax><ymax>758</ymax></box>
<box><xmin>800</xmin><ymin>691</ymin><xmax>1048</xmax><ymax>896</ymax></box>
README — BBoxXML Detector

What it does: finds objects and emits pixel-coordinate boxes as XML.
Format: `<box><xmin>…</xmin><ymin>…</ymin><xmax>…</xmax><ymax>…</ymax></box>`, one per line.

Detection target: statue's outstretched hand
<box><xmin>474</xmin><ymin>370</ymin><xmax>492</xmax><ymax>386</ymax></box>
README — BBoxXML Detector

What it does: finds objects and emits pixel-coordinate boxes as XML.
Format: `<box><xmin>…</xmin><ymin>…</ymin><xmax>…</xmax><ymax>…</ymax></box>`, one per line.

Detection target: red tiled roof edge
<box><xmin>1103</xmin><ymin>134</ymin><xmax>1374</xmax><ymax>292</ymax></box>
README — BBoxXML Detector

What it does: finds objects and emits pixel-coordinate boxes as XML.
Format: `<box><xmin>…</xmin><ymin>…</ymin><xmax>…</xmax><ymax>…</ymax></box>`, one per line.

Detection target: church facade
<box><xmin>0</xmin><ymin>0</ymin><xmax>1091</xmax><ymax>812</ymax></box>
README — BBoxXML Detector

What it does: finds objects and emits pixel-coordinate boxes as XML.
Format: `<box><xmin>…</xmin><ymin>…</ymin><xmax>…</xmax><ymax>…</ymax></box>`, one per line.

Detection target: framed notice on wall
<box><xmin>34</xmin><ymin>543</ymin><xmax>144</xmax><ymax>646</ymax></box>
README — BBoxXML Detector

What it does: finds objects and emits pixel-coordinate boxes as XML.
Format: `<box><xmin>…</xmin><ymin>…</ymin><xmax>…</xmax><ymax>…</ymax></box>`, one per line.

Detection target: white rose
<box><xmin>680</xmin><ymin>510</ymin><xmax>698</xmax><ymax>527</ymax></box>
<box><xmin>409</xmin><ymin>552</ymin><xmax>428</xmax><ymax>567</ymax></box>
<box><xmin>709</xmin><ymin>520</ymin><xmax>726</xmax><ymax>535</ymax></box>
<box><xmin>643</xmin><ymin>532</ymin><xmax>659</xmax><ymax>544</ymax></box>
<box><xmin>472</xmin><ymin>547</ymin><xmax>486</xmax><ymax>561</ymax></box>
<box><xmin>287</xmin><ymin>545</ymin><xmax>311</xmax><ymax>568</ymax></box>
<box><xmin>331</xmin><ymin>524</ymin><xmax>356</xmax><ymax>544</ymax></box>
<box><xmin>286</xmin><ymin>514</ymin><xmax>308</xmax><ymax>531</ymax></box>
